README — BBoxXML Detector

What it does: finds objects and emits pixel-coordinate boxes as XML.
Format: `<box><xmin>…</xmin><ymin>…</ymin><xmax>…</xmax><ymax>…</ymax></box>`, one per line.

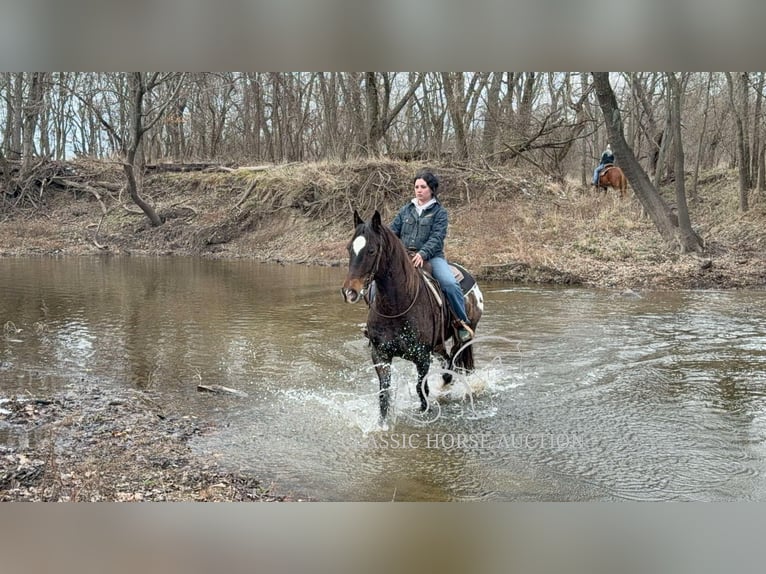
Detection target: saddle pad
<box><xmin>449</xmin><ymin>262</ymin><xmax>476</xmax><ymax>294</ymax></box>
<box><xmin>421</xmin><ymin>263</ymin><xmax>476</xmax><ymax>301</ymax></box>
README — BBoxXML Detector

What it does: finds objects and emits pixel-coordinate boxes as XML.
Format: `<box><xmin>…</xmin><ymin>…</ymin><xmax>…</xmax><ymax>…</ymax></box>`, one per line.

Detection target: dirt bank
<box><xmin>2</xmin><ymin>158</ymin><xmax>765</xmax><ymax>289</ymax></box>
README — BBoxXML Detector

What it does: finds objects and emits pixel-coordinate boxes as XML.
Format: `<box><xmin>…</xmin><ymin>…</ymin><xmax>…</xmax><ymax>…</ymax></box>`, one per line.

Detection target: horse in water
<box><xmin>341</xmin><ymin>210</ymin><xmax>484</xmax><ymax>422</ymax></box>
<box><xmin>597</xmin><ymin>165</ymin><xmax>628</xmax><ymax>198</ymax></box>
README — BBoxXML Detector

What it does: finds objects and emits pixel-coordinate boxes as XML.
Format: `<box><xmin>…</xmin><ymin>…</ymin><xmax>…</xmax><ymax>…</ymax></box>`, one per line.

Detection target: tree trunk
<box><xmin>759</xmin><ymin>145</ymin><xmax>766</xmax><ymax>192</ymax></box>
<box><xmin>691</xmin><ymin>73</ymin><xmax>713</xmax><ymax>201</ymax></box>
<box><xmin>441</xmin><ymin>72</ymin><xmax>469</xmax><ymax>161</ymax></box>
<box><xmin>515</xmin><ymin>73</ymin><xmax>536</xmax><ymax>142</ymax></box>
<box><xmin>740</xmin><ymin>73</ymin><xmax>752</xmax><ymax>188</ymax></box>
<box><xmin>668</xmin><ymin>73</ymin><xmax>702</xmax><ymax>252</ymax></box>
<box><xmin>125</xmin><ymin>72</ymin><xmax>163</xmax><ymax>227</ymax></box>
<box><xmin>725</xmin><ymin>72</ymin><xmax>749</xmax><ymax>211</ymax></box>
<box><xmin>343</xmin><ymin>73</ymin><xmax>365</xmax><ymax>158</ymax></box>
<box><xmin>653</xmin><ymin>96</ymin><xmax>671</xmax><ymax>187</ymax></box>
<box><xmin>482</xmin><ymin>72</ymin><xmax>502</xmax><ymax>158</ymax></box>
<box><xmin>319</xmin><ymin>72</ymin><xmax>340</xmax><ymax>159</ymax></box>
<box><xmin>592</xmin><ymin>73</ymin><xmax>703</xmax><ymax>252</ymax></box>
<box><xmin>364</xmin><ymin>72</ymin><xmax>423</xmax><ymax>157</ymax></box>
<box><xmin>365</xmin><ymin>72</ymin><xmax>383</xmax><ymax>156</ymax></box>
<box><xmin>21</xmin><ymin>73</ymin><xmax>44</xmax><ymax>174</ymax></box>
<box><xmin>5</xmin><ymin>73</ymin><xmax>24</xmax><ymax>160</ymax></box>
<box><xmin>751</xmin><ymin>73</ymin><xmax>763</xmax><ymax>187</ymax></box>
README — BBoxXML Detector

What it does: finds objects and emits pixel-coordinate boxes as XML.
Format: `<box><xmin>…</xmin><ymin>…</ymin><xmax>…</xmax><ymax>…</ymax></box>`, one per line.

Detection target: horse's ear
<box><xmin>371</xmin><ymin>210</ymin><xmax>382</xmax><ymax>231</ymax></box>
<box><xmin>353</xmin><ymin>210</ymin><xmax>364</xmax><ymax>228</ymax></box>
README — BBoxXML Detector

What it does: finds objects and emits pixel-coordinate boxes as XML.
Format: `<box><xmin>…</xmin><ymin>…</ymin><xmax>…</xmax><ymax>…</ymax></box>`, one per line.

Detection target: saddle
<box><xmin>420</xmin><ymin>262</ymin><xmax>477</xmax><ymax>308</ymax></box>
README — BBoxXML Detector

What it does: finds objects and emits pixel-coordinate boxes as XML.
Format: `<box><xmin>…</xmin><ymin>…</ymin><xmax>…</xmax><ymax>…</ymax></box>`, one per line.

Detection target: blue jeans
<box><xmin>429</xmin><ymin>256</ymin><xmax>469</xmax><ymax>324</ymax></box>
<box><xmin>593</xmin><ymin>163</ymin><xmax>605</xmax><ymax>185</ymax></box>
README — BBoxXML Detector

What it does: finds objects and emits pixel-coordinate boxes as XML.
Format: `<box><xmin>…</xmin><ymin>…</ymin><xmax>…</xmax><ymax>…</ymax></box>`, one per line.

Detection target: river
<box><xmin>2</xmin><ymin>257</ymin><xmax>766</xmax><ymax>500</ymax></box>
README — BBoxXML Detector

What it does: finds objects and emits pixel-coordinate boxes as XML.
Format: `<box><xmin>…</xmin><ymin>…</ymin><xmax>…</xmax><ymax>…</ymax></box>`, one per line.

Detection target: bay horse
<box><xmin>597</xmin><ymin>165</ymin><xmax>628</xmax><ymax>198</ymax></box>
<box><xmin>341</xmin><ymin>210</ymin><xmax>484</xmax><ymax>422</ymax></box>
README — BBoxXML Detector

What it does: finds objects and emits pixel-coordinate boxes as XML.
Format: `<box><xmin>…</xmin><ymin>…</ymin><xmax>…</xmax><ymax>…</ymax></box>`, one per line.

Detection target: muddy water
<box><xmin>2</xmin><ymin>257</ymin><xmax>766</xmax><ymax>500</ymax></box>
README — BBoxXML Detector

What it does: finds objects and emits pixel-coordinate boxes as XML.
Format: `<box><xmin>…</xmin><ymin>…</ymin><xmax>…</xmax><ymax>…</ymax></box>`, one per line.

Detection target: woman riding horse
<box><xmin>391</xmin><ymin>170</ymin><xmax>473</xmax><ymax>343</ymax></box>
<box><xmin>592</xmin><ymin>144</ymin><xmax>615</xmax><ymax>187</ymax></box>
<box><xmin>341</xmin><ymin>210</ymin><xmax>483</xmax><ymax>422</ymax></box>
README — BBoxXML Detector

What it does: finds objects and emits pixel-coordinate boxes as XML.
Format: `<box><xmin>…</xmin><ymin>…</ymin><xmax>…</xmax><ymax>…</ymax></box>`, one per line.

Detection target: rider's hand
<box><xmin>411</xmin><ymin>252</ymin><xmax>424</xmax><ymax>268</ymax></box>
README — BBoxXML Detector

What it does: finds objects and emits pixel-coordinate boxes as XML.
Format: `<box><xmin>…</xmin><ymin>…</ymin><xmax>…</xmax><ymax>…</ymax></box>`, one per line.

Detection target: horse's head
<box><xmin>341</xmin><ymin>210</ymin><xmax>385</xmax><ymax>304</ymax></box>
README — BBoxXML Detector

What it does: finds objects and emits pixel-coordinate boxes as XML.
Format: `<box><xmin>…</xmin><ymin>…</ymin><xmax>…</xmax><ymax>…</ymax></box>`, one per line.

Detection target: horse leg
<box><xmin>372</xmin><ymin>348</ymin><xmax>392</xmax><ymax>421</ymax></box>
<box><xmin>434</xmin><ymin>346</ymin><xmax>453</xmax><ymax>386</ymax></box>
<box><xmin>415</xmin><ymin>357</ymin><xmax>431</xmax><ymax>412</ymax></box>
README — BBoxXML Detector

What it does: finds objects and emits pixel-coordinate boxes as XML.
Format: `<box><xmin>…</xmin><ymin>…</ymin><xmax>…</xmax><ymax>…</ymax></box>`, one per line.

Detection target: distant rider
<box><xmin>592</xmin><ymin>144</ymin><xmax>615</xmax><ymax>186</ymax></box>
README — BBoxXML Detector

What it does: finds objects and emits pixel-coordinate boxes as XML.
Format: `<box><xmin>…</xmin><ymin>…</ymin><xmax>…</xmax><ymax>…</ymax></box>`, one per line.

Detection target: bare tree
<box><xmin>126</xmin><ymin>73</ymin><xmax>185</xmax><ymax>225</ymax></box>
<box><xmin>751</xmin><ymin>72</ymin><xmax>766</xmax><ymax>191</ymax></box>
<box><xmin>481</xmin><ymin>72</ymin><xmax>504</xmax><ymax>158</ymax></box>
<box><xmin>415</xmin><ymin>73</ymin><xmax>448</xmax><ymax>158</ymax></box>
<box><xmin>318</xmin><ymin>72</ymin><xmax>341</xmax><ymax>159</ymax></box>
<box><xmin>516</xmin><ymin>72</ymin><xmax>537</xmax><ymax>141</ymax></box>
<box><xmin>690</xmin><ymin>73</ymin><xmax>713</xmax><ymax>201</ymax></box>
<box><xmin>441</xmin><ymin>72</ymin><xmax>469</xmax><ymax>161</ymax></box>
<box><xmin>77</xmin><ymin>73</ymin><xmax>185</xmax><ymax>225</ymax></box>
<box><xmin>2</xmin><ymin>72</ymin><xmax>766</xmax><ymax>189</ymax></box>
<box><xmin>364</xmin><ymin>72</ymin><xmax>423</xmax><ymax>156</ymax></box>
<box><xmin>3</xmin><ymin>73</ymin><xmax>23</xmax><ymax>160</ymax></box>
<box><xmin>21</xmin><ymin>73</ymin><xmax>45</xmax><ymax>174</ymax></box>
<box><xmin>653</xmin><ymin>78</ymin><xmax>672</xmax><ymax>187</ymax></box>
<box><xmin>593</xmin><ymin>72</ymin><xmax>703</xmax><ymax>253</ymax></box>
<box><xmin>441</xmin><ymin>72</ymin><xmax>486</xmax><ymax>161</ymax></box>
<box><xmin>630</xmin><ymin>73</ymin><xmax>666</xmax><ymax>175</ymax></box>
<box><xmin>667</xmin><ymin>73</ymin><xmax>702</xmax><ymax>252</ymax></box>
<box><xmin>725</xmin><ymin>72</ymin><xmax>750</xmax><ymax>211</ymax></box>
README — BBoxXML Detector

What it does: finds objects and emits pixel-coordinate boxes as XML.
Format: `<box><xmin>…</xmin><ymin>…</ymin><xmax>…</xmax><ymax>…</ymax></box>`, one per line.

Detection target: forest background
<box><xmin>1</xmin><ymin>72</ymin><xmax>765</xmax><ymax>289</ymax></box>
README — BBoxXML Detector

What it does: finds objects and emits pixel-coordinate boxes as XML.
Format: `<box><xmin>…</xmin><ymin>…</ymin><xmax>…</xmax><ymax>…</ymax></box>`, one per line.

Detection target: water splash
<box><xmin>277</xmin><ymin>334</ymin><xmax>525</xmax><ymax>432</ymax></box>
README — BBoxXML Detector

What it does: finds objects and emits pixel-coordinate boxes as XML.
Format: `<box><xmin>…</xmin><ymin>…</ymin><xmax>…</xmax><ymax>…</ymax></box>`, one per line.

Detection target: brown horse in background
<box><xmin>597</xmin><ymin>165</ymin><xmax>628</xmax><ymax>198</ymax></box>
<box><xmin>341</xmin><ymin>210</ymin><xmax>483</xmax><ymax>422</ymax></box>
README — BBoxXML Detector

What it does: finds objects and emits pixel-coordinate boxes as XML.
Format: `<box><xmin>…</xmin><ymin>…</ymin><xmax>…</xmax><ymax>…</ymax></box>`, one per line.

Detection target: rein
<box><xmin>369</xmin><ymin>275</ymin><xmax>422</xmax><ymax>319</ymax></box>
<box><xmin>365</xmin><ymin>238</ymin><xmax>423</xmax><ymax>319</ymax></box>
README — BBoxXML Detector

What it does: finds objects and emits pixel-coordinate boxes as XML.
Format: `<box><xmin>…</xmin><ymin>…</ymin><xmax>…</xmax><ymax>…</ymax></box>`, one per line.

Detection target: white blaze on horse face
<box><xmin>352</xmin><ymin>235</ymin><xmax>367</xmax><ymax>257</ymax></box>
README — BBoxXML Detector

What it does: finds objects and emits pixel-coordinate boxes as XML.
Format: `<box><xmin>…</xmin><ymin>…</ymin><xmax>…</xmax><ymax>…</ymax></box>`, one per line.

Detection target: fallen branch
<box><xmin>91</xmin><ymin>213</ymin><xmax>108</xmax><ymax>250</ymax></box>
<box><xmin>144</xmin><ymin>162</ymin><xmax>224</xmax><ymax>173</ymax></box>
<box><xmin>235</xmin><ymin>165</ymin><xmax>277</xmax><ymax>172</ymax></box>
<box><xmin>196</xmin><ymin>384</ymin><xmax>249</xmax><ymax>398</ymax></box>
<box><xmin>50</xmin><ymin>177</ymin><xmax>109</xmax><ymax>214</ymax></box>
<box><xmin>233</xmin><ymin>180</ymin><xmax>258</xmax><ymax>210</ymax></box>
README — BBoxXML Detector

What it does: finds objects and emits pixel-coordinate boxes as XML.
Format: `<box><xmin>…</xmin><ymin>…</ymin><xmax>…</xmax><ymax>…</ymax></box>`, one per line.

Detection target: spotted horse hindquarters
<box><xmin>422</xmin><ymin>262</ymin><xmax>483</xmax><ymax>374</ymax></box>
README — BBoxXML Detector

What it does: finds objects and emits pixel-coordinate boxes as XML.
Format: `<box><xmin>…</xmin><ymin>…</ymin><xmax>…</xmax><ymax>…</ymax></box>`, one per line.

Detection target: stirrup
<box><xmin>457</xmin><ymin>321</ymin><xmax>474</xmax><ymax>343</ymax></box>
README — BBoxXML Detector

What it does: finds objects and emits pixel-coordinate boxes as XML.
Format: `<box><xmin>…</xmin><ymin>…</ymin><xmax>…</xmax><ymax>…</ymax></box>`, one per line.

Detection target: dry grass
<box><xmin>1</xmin><ymin>158</ymin><xmax>765</xmax><ymax>288</ymax></box>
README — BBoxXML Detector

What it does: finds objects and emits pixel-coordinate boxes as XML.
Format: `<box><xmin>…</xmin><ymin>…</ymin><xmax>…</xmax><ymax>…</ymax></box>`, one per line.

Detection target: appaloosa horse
<box><xmin>341</xmin><ymin>210</ymin><xmax>483</xmax><ymax>421</ymax></box>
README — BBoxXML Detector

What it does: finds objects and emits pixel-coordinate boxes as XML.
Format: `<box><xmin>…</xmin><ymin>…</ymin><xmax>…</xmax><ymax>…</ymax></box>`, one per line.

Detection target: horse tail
<box><xmin>620</xmin><ymin>170</ymin><xmax>628</xmax><ymax>198</ymax></box>
<box><xmin>453</xmin><ymin>343</ymin><xmax>475</xmax><ymax>372</ymax></box>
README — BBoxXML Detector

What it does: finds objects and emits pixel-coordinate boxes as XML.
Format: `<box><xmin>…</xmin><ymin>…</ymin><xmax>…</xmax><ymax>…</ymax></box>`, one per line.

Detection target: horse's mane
<box><xmin>375</xmin><ymin>222</ymin><xmax>421</xmax><ymax>294</ymax></box>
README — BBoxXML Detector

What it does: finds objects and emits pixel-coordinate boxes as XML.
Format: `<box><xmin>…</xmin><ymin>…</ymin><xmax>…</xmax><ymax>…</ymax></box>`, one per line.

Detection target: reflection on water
<box><xmin>2</xmin><ymin>257</ymin><xmax>766</xmax><ymax>500</ymax></box>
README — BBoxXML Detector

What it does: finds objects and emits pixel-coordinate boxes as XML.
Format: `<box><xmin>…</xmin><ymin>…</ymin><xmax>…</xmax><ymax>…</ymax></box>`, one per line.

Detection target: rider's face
<box><xmin>414</xmin><ymin>178</ymin><xmax>433</xmax><ymax>204</ymax></box>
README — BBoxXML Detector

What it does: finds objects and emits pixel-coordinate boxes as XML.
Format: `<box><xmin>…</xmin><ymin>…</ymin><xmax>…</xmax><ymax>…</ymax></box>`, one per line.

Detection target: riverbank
<box><xmin>0</xmin><ymin>385</ymin><xmax>294</xmax><ymax>501</ymax></box>
<box><xmin>2</xmin><ymin>158</ymin><xmax>765</xmax><ymax>289</ymax></box>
